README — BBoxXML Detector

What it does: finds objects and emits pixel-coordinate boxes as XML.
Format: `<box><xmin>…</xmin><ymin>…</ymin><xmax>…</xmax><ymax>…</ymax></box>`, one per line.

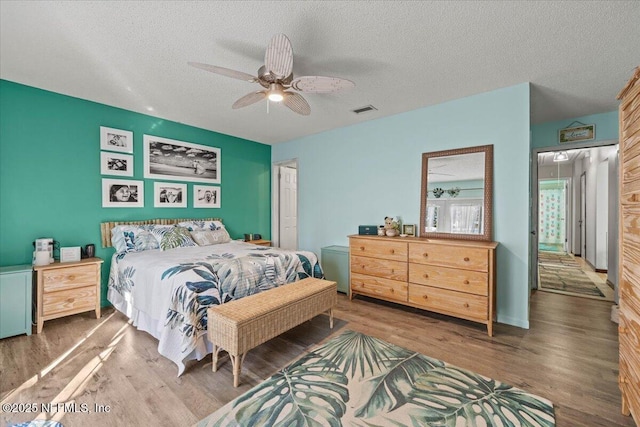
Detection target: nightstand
<box><xmin>0</xmin><ymin>265</ymin><xmax>33</xmax><ymax>339</ymax></box>
<box><xmin>248</xmin><ymin>239</ymin><xmax>271</xmax><ymax>247</ymax></box>
<box><xmin>33</xmin><ymin>257</ymin><xmax>103</xmax><ymax>333</ymax></box>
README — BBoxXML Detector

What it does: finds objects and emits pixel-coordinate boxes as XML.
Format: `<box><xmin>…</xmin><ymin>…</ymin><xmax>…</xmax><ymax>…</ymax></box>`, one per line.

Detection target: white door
<box><xmin>279</xmin><ymin>166</ymin><xmax>298</xmax><ymax>250</ymax></box>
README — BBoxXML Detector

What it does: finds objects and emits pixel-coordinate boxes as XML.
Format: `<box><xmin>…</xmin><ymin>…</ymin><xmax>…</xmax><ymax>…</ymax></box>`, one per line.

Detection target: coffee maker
<box><xmin>34</xmin><ymin>238</ymin><xmax>54</xmax><ymax>265</ymax></box>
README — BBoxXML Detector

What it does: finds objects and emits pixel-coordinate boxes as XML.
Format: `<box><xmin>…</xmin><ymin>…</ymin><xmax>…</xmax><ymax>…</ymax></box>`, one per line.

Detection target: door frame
<box><xmin>271</xmin><ymin>158</ymin><xmax>299</xmax><ymax>248</ymax></box>
<box><xmin>530</xmin><ymin>139</ymin><xmax>617</xmax><ymax>296</ymax></box>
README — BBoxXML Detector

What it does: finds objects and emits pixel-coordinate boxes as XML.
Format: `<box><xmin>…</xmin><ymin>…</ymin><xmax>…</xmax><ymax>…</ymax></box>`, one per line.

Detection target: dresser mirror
<box><xmin>419</xmin><ymin>144</ymin><xmax>493</xmax><ymax>241</ymax></box>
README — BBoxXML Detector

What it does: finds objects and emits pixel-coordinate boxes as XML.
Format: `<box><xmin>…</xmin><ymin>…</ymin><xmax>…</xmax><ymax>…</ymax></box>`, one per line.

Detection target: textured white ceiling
<box><xmin>1</xmin><ymin>1</ymin><xmax>639</xmax><ymax>145</ymax></box>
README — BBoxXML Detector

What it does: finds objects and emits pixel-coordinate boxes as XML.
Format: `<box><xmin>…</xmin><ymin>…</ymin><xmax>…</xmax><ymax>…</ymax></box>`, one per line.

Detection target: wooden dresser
<box><xmin>617</xmin><ymin>66</ymin><xmax>640</xmax><ymax>423</ymax></box>
<box><xmin>349</xmin><ymin>235</ymin><xmax>498</xmax><ymax>336</ymax></box>
<box><xmin>33</xmin><ymin>257</ymin><xmax>103</xmax><ymax>333</ymax></box>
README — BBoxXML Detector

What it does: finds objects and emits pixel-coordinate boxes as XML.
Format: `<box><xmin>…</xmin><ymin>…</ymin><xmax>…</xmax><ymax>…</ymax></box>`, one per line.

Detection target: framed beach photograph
<box><xmin>193</xmin><ymin>185</ymin><xmax>221</xmax><ymax>208</ymax></box>
<box><xmin>100</xmin><ymin>152</ymin><xmax>133</xmax><ymax>177</ymax></box>
<box><xmin>143</xmin><ymin>135</ymin><xmax>220</xmax><ymax>184</ymax></box>
<box><xmin>402</xmin><ymin>224</ymin><xmax>416</xmax><ymax>237</ymax></box>
<box><xmin>154</xmin><ymin>182</ymin><xmax>187</xmax><ymax>208</ymax></box>
<box><xmin>102</xmin><ymin>178</ymin><xmax>144</xmax><ymax>208</ymax></box>
<box><xmin>100</xmin><ymin>126</ymin><xmax>133</xmax><ymax>153</ymax></box>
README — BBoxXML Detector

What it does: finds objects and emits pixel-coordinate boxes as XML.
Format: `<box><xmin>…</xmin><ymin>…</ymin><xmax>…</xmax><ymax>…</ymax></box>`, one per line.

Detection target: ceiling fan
<box><xmin>188</xmin><ymin>34</ymin><xmax>355</xmax><ymax>116</ymax></box>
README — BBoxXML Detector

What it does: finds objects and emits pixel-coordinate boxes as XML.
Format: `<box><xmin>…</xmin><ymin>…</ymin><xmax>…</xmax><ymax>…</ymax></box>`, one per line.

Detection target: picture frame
<box><xmin>102</xmin><ymin>178</ymin><xmax>144</xmax><ymax>208</ymax></box>
<box><xmin>193</xmin><ymin>185</ymin><xmax>221</xmax><ymax>208</ymax></box>
<box><xmin>154</xmin><ymin>182</ymin><xmax>187</xmax><ymax>208</ymax></box>
<box><xmin>143</xmin><ymin>134</ymin><xmax>220</xmax><ymax>184</ymax></box>
<box><xmin>100</xmin><ymin>152</ymin><xmax>134</xmax><ymax>177</ymax></box>
<box><xmin>100</xmin><ymin>126</ymin><xmax>133</xmax><ymax>153</ymax></box>
<box><xmin>558</xmin><ymin>124</ymin><xmax>595</xmax><ymax>144</ymax></box>
<box><xmin>402</xmin><ymin>224</ymin><xmax>416</xmax><ymax>237</ymax></box>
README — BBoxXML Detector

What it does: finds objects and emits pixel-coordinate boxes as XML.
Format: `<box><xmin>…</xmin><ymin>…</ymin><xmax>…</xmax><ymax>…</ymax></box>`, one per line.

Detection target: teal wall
<box><xmin>531</xmin><ymin>110</ymin><xmax>618</xmax><ymax>149</ymax></box>
<box><xmin>273</xmin><ymin>83</ymin><xmax>531</xmax><ymax>328</ymax></box>
<box><xmin>0</xmin><ymin>80</ymin><xmax>271</xmax><ymax>305</ymax></box>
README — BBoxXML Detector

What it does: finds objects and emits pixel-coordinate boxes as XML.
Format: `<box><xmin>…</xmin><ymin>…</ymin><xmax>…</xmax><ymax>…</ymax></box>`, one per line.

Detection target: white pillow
<box><xmin>190</xmin><ymin>228</ymin><xmax>231</xmax><ymax>246</ymax></box>
<box><xmin>111</xmin><ymin>225</ymin><xmax>143</xmax><ymax>253</ymax></box>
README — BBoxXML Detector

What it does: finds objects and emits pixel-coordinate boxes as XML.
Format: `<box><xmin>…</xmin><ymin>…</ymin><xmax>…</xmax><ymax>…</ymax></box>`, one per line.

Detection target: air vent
<box><xmin>352</xmin><ymin>105</ymin><xmax>377</xmax><ymax>114</ymax></box>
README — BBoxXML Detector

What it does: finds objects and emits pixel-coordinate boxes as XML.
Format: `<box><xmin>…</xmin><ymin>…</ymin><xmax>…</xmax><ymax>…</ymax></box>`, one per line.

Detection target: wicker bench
<box><xmin>207</xmin><ymin>277</ymin><xmax>337</xmax><ymax>387</ymax></box>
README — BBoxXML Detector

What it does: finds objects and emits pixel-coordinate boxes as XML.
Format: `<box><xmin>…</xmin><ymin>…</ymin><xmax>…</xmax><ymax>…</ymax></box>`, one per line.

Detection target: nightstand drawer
<box><xmin>43</xmin><ymin>286</ymin><xmax>96</xmax><ymax>317</ymax></box>
<box><xmin>43</xmin><ymin>265</ymin><xmax>98</xmax><ymax>292</ymax></box>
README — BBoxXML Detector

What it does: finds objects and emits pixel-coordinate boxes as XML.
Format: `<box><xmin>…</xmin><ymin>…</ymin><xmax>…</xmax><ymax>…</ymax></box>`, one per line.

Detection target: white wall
<box><xmin>273</xmin><ymin>83</ymin><xmax>531</xmax><ymax>328</ymax></box>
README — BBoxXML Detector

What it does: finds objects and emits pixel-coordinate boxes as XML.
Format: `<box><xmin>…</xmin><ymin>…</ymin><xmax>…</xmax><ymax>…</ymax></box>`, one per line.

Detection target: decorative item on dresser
<box><xmin>0</xmin><ymin>265</ymin><xmax>33</xmax><ymax>339</ymax></box>
<box><xmin>33</xmin><ymin>257</ymin><xmax>103</xmax><ymax>333</ymax></box>
<box><xmin>616</xmin><ymin>65</ymin><xmax>640</xmax><ymax>423</ymax></box>
<box><xmin>349</xmin><ymin>234</ymin><xmax>498</xmax><ymax>336</ymax></box>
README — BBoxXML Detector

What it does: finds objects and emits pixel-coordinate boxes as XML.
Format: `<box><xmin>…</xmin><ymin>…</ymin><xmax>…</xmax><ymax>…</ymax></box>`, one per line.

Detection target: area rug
<box><xmin>538</xmin><ymin>252</ymin><xmax>605</xmax><ymax>298</ymax></box>
<box><xmin>197</xmin><ymin>330</ymin><xmax>555</xmax><ymax>426</ymax></box>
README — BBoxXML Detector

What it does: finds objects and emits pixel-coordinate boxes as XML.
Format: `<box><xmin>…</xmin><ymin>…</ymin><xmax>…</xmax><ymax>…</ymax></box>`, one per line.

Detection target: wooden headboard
<box><xmin>100</xmin><ymin>217</ymin><xmax>222</xmax><ymax>248</ymax></box>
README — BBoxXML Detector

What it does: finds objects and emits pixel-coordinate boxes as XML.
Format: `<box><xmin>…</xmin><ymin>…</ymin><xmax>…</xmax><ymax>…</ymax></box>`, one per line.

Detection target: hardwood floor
<box><xmin>0</xmin><ymin>291</ymin><xmax>634</xmax><ymax>427</ymax></box>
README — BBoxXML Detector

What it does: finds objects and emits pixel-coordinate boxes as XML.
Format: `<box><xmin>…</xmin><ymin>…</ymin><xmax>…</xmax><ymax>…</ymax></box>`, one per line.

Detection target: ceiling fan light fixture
<box><xmin>268</xmin><ymin>83</ymin><xmax>284</xmax><ymax>102</ymax></box>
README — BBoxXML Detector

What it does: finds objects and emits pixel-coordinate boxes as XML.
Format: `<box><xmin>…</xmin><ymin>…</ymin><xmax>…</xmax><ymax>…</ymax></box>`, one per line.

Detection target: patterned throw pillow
<box><xmin>190</xmin><ymin>228</ymin><xmax>231</xmax><ymax>246</ymax></box>
<box><xmin>160</xmin><ymin>226</ymin><xmax>197</xmax><ymax>251</ymax></box>
<box><xmin>178</xmin><ymin>220</ymin><xmax>224</xmax><ymax>232</ymax></box>
<box><xmin>134</xmin><ymin>230</ymin><xmax>160</xmax><ymax>251</ymax></box>
<box><xmin>111</xmin><ymin>225</ymin><xmax>142</xmax><ymax>253</ymax></box>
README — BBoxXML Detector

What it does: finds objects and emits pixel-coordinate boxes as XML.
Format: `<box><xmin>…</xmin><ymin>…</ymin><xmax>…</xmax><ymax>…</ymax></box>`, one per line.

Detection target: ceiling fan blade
<box><xmin>232</xmin><ymin>91</ymin><xmax>267</xmax><ymax>109</ymax></box>
<box><xmin>264</xmin><ymin>34</ymin><xmax>293</xmax><ymax>80</ymax></box>
<box><xmin>282</xmin><ymin>92</ymin><xmax>310</xmax><ymax>116</ymax></box>
<box><xmin>188</xmin><ymin>62</ymin><xmax>257</xmax><ymax>82</ymax></box>
<box><xmin>290</xmin><ymin>75</ymin><xmax>355</xmax><ymax>93</ymax></box>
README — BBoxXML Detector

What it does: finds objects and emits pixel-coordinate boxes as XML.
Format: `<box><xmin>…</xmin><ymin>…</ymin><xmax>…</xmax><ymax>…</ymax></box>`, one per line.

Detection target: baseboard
<box><xmin>574</xmin><ymin>253</ymin><xmax>581</xmax><ymax>258</ymax></box>
<box><xmin>596</xmin><ymin>268</ymin><xmax>607</xmax><ymax>273</ymax></box>
<box><xmin>497</xmin><ymin>314</ymin><xmax>529</xmax><ymax>329</ymax></box>
<box><xmin>606</xmin><ymin>279</ymin><xmax>615</xmax><ymax>290</ymax></box>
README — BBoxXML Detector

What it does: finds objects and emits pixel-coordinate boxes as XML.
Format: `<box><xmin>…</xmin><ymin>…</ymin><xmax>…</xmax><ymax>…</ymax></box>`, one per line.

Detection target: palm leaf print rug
<box><xmin>197</xmin><ymin>330</ymin><xmax>555</xmax><ymax>426</ymax></box>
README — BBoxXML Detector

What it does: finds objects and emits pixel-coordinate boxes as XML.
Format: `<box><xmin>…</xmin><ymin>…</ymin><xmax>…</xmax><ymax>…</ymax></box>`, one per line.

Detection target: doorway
<box><xmin>271</xmin><ymin>159</ymin><xmax>298</xmax><ymax>250</ymax></box>
<box><xmin>531</xmin><ymin>142</ymin><xmax>618</xmax><ymax>302</ymax></box>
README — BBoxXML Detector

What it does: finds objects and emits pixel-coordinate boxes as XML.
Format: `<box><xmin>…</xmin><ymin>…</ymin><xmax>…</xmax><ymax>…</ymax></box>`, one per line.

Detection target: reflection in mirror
<box><xmin>420</xmin><ymin>145</ymin><xmax>493</xmax><ymax>241</ymax></box>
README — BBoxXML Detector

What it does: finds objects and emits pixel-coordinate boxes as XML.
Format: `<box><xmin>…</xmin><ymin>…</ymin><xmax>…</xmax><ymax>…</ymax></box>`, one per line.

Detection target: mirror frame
<box><xmin>419</xmin><ymin>144</ymin><xmax>493</xmax><ymax>241</ymax></box>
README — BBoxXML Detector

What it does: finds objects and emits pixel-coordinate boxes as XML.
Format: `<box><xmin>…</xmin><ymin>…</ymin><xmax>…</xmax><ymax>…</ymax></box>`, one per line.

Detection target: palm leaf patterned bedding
<box><xmin>107</xmin><ymin>241</ymin><xmax>323</xmax><ymax>375</ymax></box>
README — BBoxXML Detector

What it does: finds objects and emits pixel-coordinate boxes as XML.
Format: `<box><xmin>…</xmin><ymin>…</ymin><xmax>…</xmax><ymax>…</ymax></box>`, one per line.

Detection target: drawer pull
<box><xmin>360</xmin><ymin>246</ymin><xmax>365</xmax><ymax>251</ymax></box>
<box><xmin>464</xmin><ymin>257</ymin><xmax>470</xmax><ymax>262</ymax></box>
<box><xmin>390</xmin><ymin>249</ymin><xmax>395</xmax><ymax>254</ymax></box>
<box><xmin>463</xmin><ymin>280</ymin><xmax>470</xmax><ymax>285</ymax></box>
<box><xmin>390</xmin><ymin>289</ymin><xmax>394</xmax><ymax>293</ymax></box>
<box><xmin>361</xmin><ymin>265</ymin><xmax>366</xmax><ymax>270</ymax></box>
<box><xmin>67</xmin><ymin>298</ymin><xmax>75</xmax><ymax>303</ymax></box>
<box><xmin>463</xmin><ymin>303</ymin><xmax>469</xmax><ymax>308</ymax></box>
<box><xmin>391</xmin><ymin>269</ymin><xmax>395</xmax><ymax>273</ymax></box>
<box><xmin>68</xmin><ymin>275</ymin><xmax>76</xmax><ymax>280</ymax></box>
<box><xmin>423</xmin><ymin>295</ymin><xmax>428</xmax><ymax>299</ymax></box>
<box><xmin>423</xmin><ymin>274</ymin><xmax>429</xmax><ymax>278</ymax></box>
<box><xmin>423</xmin><ymin>253</ymin><xmax>428</xmax><ymax>258</ymax></box>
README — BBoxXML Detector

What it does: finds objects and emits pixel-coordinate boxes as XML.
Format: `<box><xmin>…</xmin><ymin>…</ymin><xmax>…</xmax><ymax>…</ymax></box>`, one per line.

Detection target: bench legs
<box><xmin>328</xmin><ymin>308</ymin><xmax>334</xmax><ymax>329</ymax></box>
<box><xmin>212</xmin><ymin>345</ymin><xmax>247</xmax><ymax>387</ymax></box>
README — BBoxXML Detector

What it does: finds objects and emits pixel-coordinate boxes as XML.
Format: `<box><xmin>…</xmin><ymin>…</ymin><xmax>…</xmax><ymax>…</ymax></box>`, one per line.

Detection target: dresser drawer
<box><xmin>351</xmin><ymin>273</ymin><xmax>407</xmax><ymax>303</ymax></box>
<box><xmin>351</xmin><ymin>255</ymin><xmax>407</xmax><ymax>281</ymax></box>
<box><xmin>350</xmin><ymin>238</ymin><xmax>407</xmax><ymax>262</ymax></box>
<box><xmin>409</xmin><ymin>243</ymin><xmax>488</xmax><ymax>271</ymax></box>
<box><xmin>409</xmin><ymin>263</ymin><xmax>488</xmax><ymax>296</ymax></box>
<box><xmin>43</xmin><ymin>265</ymin><xmax>98</xmax><ymax>292</ymax></box>
<box><xmin>43</xmin><ymin>286</ymin><xmax>96</xmax><ymax>317</ymax></box>
<box><xmin>619</xmin><ymin>311</ymin><xmax>640</xmax><ymax>378</ymax></box>
<box><xmin>619</xmin><ymin>348</ymin><xmax>640</xmax><ymax>419</ymax></box>
<box><xmin>408</xmin><ymin>284</ymin><xmax>487</xmax><ymax>321</ymax></box>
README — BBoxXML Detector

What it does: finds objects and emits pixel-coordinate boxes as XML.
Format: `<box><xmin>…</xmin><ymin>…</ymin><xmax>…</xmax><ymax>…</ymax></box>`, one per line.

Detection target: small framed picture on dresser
<box><xmin>402</xmin><ymin>224</ymin><xmax>416</xmax><ymax>237</ymax></box>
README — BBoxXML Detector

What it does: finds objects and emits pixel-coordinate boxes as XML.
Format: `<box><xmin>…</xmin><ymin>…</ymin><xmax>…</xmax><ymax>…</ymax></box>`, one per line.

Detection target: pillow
<box><xmin>160</xmin><ymin>226</ymin><xmax>197</xmax><ymax>251</ymax></box>
<box><xmin>178</xmin><ymin>220</ymin><xmax>224</xmax><ymax>232</ymax></box>
<box><xmin>134</xmin><ymin>230</ymin><xmax>160</xmax><ymax>252</ymax></box>
<box><xmin>190</xmin><ymin>228</ymin><xmax>231</xmax><ymax>246</ymax></box>
<box><xmin>149</xmin><ymin>225</ymin><xmax>177</xmax><ymax>243</ymax></box>
<box><xmin>111</xmin><ymin>225</ymin><xmax>144</xmax><ymax>253</ymax></box>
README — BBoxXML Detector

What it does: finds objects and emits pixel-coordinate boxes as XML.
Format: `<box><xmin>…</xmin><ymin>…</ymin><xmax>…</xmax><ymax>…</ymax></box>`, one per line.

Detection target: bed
<box><xmin>102</xmin><ymin>218</ymin><xmax>323</xmax><ymax>375</ymax></box>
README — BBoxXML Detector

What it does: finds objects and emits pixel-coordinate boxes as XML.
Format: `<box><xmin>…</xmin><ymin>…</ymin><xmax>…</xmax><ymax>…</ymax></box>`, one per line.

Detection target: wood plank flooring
<box><xmin>0</xmin><ymin>290</ymin><xmax>635</xmax><ymax>427</ymax></box>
